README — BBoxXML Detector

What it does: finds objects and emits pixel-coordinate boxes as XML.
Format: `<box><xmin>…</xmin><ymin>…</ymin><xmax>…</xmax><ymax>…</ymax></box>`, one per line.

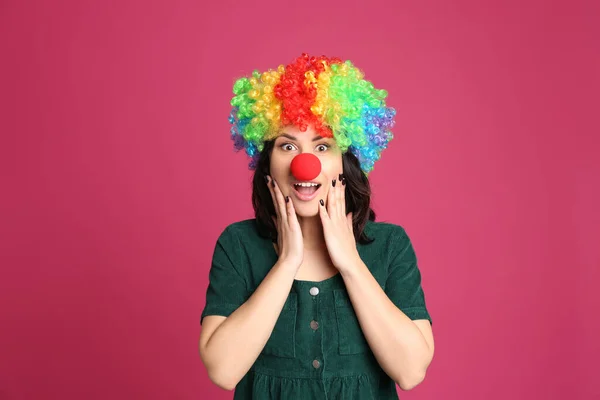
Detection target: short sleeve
<box><xmin>200</xmin><ymin>226</ymin><xmax>250</xmax><ymax>325</ymax></box>
<box><xmin>384</xmin><ymin>228</ymin><xmax>432</xmax><ymax>326</ymax></box>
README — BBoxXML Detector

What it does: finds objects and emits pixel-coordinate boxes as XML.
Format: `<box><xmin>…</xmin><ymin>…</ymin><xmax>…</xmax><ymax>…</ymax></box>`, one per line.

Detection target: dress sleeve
<box><xmin>200</xmin><ymin>226</ymin><xmax>250</xmax><ymax>325</ymax></box>
<box><xmin>384</xmin><ymin>227</ymin><xmax>432</xmax><ymax>326</ymax></box>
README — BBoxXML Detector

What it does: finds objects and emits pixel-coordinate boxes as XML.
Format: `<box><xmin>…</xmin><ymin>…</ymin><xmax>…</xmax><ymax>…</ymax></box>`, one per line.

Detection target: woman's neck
<box><xmin>297</xmin><ymin>215</ymin><xmax>327</xmax><ymax>252</ymax></box>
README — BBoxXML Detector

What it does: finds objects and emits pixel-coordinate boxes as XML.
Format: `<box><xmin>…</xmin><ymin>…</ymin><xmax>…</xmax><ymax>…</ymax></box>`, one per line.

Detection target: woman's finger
<box><xmin>327</xmin><ymin>178</ymin><xmax>337</xmax><ymax>218</ymax></box>
<box><xmin>318</xmin><ymin>197</ymin><xmax>329</xmax><ymax>226</ymax></box>
<box><xmin>271</xmin><ymin>178</ymin><xmax>288</xmax><ymax>226</ymax></box>
<box><xmin>338</xmin><ymin>173</ymin><xmax>346</xmax><ymax>219</ymax></box>
<box><xmin>265</xmin><ymin>176</ymin><xmax>281</xmax><ymax>220</ymax></box>
<box><xmin>286</xmin><ymin>194</ymin><xmax>299</xmax><ymax>229</ymax></box>
<box><xmin>347</xmin><ymin>211</ymin><xmax>353</xmax><ymax>234</ymax></box>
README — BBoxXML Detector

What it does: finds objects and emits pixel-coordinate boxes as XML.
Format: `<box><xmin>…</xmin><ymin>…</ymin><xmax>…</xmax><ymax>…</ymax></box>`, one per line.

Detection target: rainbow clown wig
<box><xmin>228</xmin><ymin>53</ymin><xmax>397</xmax><ymax>175</ymax></box>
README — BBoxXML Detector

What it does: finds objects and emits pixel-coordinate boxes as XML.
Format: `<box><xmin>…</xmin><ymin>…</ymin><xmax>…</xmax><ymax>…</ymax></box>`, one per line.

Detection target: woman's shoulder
<box><xmin>365</xmin><ymin>219</ymin><xmax>410</xmax><ymax>240</ymax></box>
<box><xmin>221</xmin><ymin>218</ymin><xmax>258</xmax><ymax>233</ymax></box>
<box><xmin>216</xmin><ymin>218</ymin><xmax>264</xmax><ymax>244</ymax></box>
<box><xmin>360</xmin><ymin>220</ymin><xmax>415</xmax><ymax>261</ymax></box>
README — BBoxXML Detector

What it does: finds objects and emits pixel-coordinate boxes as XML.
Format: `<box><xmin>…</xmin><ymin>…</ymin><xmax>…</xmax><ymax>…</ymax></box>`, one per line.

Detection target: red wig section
<box><xmin>273</xmin><ymin>53</ymin><xmax>342</xmax><ymax>138</ymax></box>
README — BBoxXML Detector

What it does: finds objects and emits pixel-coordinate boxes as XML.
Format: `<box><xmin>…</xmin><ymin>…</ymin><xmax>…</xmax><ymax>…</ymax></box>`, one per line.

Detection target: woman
<box><xmin>199</xmin><ymin>54</ymin><xmax>434</xmax><ymax>399</ymax></box>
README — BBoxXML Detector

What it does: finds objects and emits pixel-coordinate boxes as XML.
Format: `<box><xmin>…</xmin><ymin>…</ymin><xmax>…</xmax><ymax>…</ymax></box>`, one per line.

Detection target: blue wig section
<box><xmin>229</xmin><ymin>109</ymin><xmax>250</xmax><ymax>152</ymax></box>
<box><xmin>348</xmin><ymin>104</ymin><xmax>396</xmax><ymax>174</ymax></box>
<box><xmin>230</xmin><ymin>107</ymin><xmax>261</xmax><ymax>170</ymax></box>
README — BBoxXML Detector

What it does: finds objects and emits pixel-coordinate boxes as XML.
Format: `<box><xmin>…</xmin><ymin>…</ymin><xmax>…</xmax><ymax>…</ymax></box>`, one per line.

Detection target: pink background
<box><xmin>1</xmin><ymin>0</ymin><xmax>598</xmax><ymax>399</ymax></box>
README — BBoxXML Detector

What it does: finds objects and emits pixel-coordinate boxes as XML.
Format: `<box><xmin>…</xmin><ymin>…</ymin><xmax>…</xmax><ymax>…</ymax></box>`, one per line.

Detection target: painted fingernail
<box><xmin>332</xmin><ymin>179</ymin><xmax>336</xmax><ymax>187</ymax></box>
<box><xmin>319</xmin><ymin>199</ymin><xmax>324</xmax><ymax>206</ymax></box>
<box><xmin>272</xmin><ymin>179</ymin><xmax>276</xmax><ymax>188</ymax></box>
<box><xmin>339</xmin><ymin>173</ymin><xmax>343</xmax><ymax>181</ymax></box>
<box><xmin>285</xmin><ymin>196</ymin><xmax>289</xmax><ymax>203</ymax></box>
<box><xmin>264</xmin><ymin>176</ymin><xmax>269</xmax><ymax>184</ymax></box>
<box><xmin>342</xmin><ymin>178</ymin><xmax>346</xmax><ymax>186</ymax></box>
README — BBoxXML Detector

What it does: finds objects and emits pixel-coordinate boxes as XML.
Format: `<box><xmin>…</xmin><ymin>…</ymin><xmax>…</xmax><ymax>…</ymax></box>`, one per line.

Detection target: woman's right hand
<box><xmin>266</xmin><ymin>175</ymin><xmax>304</xmax><ymax>270</ymax></box>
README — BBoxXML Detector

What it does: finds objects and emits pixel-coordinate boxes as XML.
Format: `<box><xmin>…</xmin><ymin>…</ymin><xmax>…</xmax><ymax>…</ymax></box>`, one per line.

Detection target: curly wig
<box><xmin>228</xmin><ymin>53</ymin><xmax>396</xmax><ymax>174</ymax></box>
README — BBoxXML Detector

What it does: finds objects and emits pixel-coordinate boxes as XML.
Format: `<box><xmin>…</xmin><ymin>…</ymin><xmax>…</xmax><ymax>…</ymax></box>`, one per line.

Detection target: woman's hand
<box><xmin>266</xmin><ymin>176</ymin><xmax>304</xmax><ymax>270</ymax></box>
<box><xmin>318</xmin><ymin>175</ymin><xmax>360</xmax><ymax>272</ymax></box>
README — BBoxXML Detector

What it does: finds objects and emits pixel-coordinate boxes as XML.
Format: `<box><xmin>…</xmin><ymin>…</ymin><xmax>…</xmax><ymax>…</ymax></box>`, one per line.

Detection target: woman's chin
<box><xmin>293</xmin><ymin>202</ymin><xmax>320</xmax><ymax>218</ymax></box>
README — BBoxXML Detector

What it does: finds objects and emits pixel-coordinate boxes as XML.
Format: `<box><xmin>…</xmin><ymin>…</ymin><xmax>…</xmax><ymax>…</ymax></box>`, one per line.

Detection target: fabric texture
<box><xmin>200</xmin><ymin>219</ymin><xmax>432</xmax><ymax>399</ymax></box>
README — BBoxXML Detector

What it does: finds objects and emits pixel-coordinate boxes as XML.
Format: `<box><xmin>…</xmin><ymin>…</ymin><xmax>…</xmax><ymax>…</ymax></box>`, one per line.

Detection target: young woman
<box><xmin>199</xmin><ymin>54</ymin><xmax>434</xmax><ymax>399</ymax></box>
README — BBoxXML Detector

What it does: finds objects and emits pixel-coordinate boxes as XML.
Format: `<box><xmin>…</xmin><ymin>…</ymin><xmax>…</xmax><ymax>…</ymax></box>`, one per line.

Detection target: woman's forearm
<box><xmin>202</xmin><ymin>260</ymin><xmax>297</xmax><ymax>390</ymax></box>
<box><xmin>340</xmin><ymin>259</ymin><xmax>433</xmax><ymax>390</ymax></box>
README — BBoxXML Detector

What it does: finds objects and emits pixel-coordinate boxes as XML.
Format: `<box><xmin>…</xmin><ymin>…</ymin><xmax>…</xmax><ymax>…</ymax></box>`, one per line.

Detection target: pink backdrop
<box><xmin>1</xmin><ymin>0</ymin><xmax>598</xmax><ymax>399</ymax></box>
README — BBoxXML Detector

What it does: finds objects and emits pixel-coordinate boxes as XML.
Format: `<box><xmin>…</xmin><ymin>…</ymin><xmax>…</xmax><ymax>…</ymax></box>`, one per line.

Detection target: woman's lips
<box><xmin>291</xmin><ymin>185</ymin><xmax>321</xmax><ymax>201</ymax></box>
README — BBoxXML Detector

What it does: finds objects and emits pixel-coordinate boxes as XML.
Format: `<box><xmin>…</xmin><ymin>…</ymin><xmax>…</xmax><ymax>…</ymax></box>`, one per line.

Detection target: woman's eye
<box><xmin>281</xmin><ymin>143</ymin><xmax>296</xmax><ymax>151</ymax></box>
<box><xmin>316</xmin><ymin>144</ymin><xmax>329</xmax><ymax>152</ymax></box>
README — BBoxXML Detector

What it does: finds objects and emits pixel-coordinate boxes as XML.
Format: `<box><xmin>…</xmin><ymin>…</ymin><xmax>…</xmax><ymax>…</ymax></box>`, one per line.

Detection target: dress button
<box><xmin>309</xmin><ymin>287</ymin><xmax>320</xmax><ymax>296</ymax></box>
<box><xmin>310</xmin><ymin>320</ymin><xmax>319</xmax><ymax>330</ymax></box>
<box><xmin>312</xmin><ymin>359</ymin><xmax>321</xmax><ymax>369</ymax></box>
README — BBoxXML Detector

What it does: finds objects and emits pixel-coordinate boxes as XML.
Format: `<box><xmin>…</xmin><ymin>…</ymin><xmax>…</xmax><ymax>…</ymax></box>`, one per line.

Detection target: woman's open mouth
<box><xmin>292</xmin><ymin>182</ymin><xmax>322</xmax><ymax>201</ymax></box>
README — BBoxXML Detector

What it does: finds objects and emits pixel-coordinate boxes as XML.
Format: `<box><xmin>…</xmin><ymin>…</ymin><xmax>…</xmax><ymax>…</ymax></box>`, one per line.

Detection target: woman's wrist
<box><xmin>275</xmin><ymin>258</ymin><xmax>301</xmax><ymax>273</ymax></box>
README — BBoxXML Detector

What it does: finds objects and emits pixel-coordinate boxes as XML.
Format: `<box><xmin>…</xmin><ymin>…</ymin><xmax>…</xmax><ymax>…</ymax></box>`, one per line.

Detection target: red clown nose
<box><xmin>290</xmin><ymin>153</ymin><xmax>321</xmax><ymax>181</ymax></box>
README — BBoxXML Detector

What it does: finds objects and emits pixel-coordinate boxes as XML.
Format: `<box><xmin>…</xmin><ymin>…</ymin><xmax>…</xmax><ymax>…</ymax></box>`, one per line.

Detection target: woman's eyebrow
<box><xmin>279</xmin><ymin>133</ymin><xmax>327</xmax><ymax>142</ymax></box>
<box><xmin>279</xmin><ymin>134</ymin><xmax>297</xmax><ymax>141</ymax></box>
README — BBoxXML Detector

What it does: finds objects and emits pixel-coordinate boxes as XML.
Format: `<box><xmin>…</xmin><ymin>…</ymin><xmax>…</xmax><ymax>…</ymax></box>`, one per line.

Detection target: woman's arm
<box><xmin>200</xmin><ymin>176</ymin><xmax>304</xmax><ymax>390</ymax></box>
<box><xmin>339</xmin><ymin>260</ymin><xmax>435</xmax><ymax>391</ymax></box>
<box><xmin>199</xmin><ymin>260</ymin><xmax>297</xmax><ymax>391</ymax></box>
<box><xmin>317</xmin><ymin>178</ymin><xmax>434</xmax><ymax>390</ymax></box>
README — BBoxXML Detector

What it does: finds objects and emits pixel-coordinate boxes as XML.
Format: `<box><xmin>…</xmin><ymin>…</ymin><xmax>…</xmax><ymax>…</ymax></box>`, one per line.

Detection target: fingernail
<box><xmin>272</xmin><ymin>179</ymin><xmax>276</xmax><ymax>188</ymax></box>
<box><xmin>332</xmin><ymin>179</ymin><xmax>336</xmax><ymax>187</ymax></box>
<box><xmin>285</xmin><ymin>196</ymin><xmax>289</xmax><ymax>203</ymax></box>
<box><xmin>320</xmin><ymin>199</ymin><xmax>324</xmax><ymax>206</ymax></box>
<box><xmin>339</xmin><ymin>173</ymin><xmax>343</xmax><ymax>181</ymax></box>
<box><xmin>342</xmin><ymin>178</ymin><xmax>346</xmax><ymax>186</ymax></box>
<box><xmin>264</xmin><ymin>176</ymin><xmax>269</xmax><ymax>184</ymax></box>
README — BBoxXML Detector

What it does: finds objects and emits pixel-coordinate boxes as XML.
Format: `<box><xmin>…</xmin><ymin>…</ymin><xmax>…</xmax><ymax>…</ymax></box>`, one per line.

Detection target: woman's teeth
<box><xmin>294</xmin><ymin>182</ymin><xmax>320</xmax><ymax>188</ymax></box>
<box><xmin>293</xmin><ymin>182</ymin><xmax>322</xmax><ymax>197</ymax></box>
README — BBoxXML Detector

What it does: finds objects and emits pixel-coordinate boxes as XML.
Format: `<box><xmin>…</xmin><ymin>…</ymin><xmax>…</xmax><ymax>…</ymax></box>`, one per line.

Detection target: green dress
<box><xmin>200</xmin><ymin>219</ymin><xmax>432</xmax><ymax>399</ymax></box>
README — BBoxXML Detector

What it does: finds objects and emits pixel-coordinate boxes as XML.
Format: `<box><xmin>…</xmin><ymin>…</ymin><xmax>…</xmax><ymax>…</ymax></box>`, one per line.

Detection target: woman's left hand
<box><xmin>318</xmin><ymin>174</ymin><xmax>360</xmax><ymax>272</ymax></box>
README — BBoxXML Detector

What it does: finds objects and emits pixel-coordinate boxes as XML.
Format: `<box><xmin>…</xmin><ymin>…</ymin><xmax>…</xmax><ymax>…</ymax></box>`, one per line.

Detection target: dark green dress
<box><xmin>200</xmin><ymin>219</ymin><xmax>432</xmax><ymax>399</ymax></box>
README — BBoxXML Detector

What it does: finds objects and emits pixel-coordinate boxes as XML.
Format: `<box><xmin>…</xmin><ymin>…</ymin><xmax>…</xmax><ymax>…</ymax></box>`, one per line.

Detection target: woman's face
<box><xmin>269</xmin><ymin>125</ymin><xmax>343</xmax><ymax>218</ymax></box>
